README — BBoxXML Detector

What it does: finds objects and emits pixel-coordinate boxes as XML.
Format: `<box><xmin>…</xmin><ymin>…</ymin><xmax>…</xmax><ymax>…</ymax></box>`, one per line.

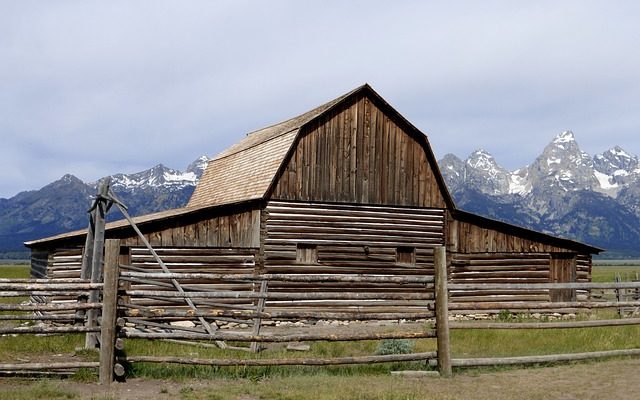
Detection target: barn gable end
<box><xmin>270</xmin><ymin>93</ymin><xmax>448</xmax><ymax>208</ymax></box>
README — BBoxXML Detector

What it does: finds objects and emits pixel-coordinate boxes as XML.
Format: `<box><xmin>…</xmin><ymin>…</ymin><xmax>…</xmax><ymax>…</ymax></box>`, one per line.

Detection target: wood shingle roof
<box><xmin>187</xmin><ymin>87</ymin><xmax>357</xmax><ymax>208</ymax></box>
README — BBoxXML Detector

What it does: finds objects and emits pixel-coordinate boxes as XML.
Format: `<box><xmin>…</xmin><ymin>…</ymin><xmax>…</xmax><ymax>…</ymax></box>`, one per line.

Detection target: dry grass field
<box><xmin>2</xmin><ymin>357</ymin><xmax>640</xmax><ymax>400</ymax></box>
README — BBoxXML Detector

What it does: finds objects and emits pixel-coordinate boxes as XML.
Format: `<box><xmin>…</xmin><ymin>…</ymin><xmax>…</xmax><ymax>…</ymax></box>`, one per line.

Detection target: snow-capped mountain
<box><xmin>439</xmin><ymin>131</ymin><xmax>640</xmax><ymax>257</ymax></box>
<box><xmin>110</xmin><ymin>163</ymin><xmax>201</xmax><ymax>191</ymax></box>
<box><xmin>441</xmin><ymin>131</ymin><xmax>640</xmax><ymax>199</ymax></box>
<box><xmin>0</xmin><ymin>156</ymin><xmax>209</xmax><ymax>256</ymax></box>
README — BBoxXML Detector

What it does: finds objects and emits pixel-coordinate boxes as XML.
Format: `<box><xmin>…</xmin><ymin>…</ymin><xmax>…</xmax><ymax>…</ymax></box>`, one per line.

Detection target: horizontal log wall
<box><xmin>271</xmin><ymin>95</ymin><xmax>447</xmax><ymax>208</ymax></box>
<box><xmin>30</xmin><ymin>248</ymin><xmax>84</xmax><ymax>315</ymax></box>
<box><xmin>124</xmin><ymin>247</ymin><xmax>258</xmax><ymax>315</ymax></box>
<box><xmin>449</xmin><ymin>252</ymin><xmax>551</xmax><ymax>312</ymax></box>
<box><xmin>47</xmin><ymin>248</ymin><xmax>83</xmax><ymax>279</ymax></box>
<box><xmin>263</xmin><ymin>201</ymin><xmax>442</xmax><ymax>316</ymax></box>
<box><xmin>449</xmin><ymin>252</ymin><xmax>592</xmax><ymax>314</ymax></box>
<box><xmin>576</xmin><ymin>254</ymin><xmax>591</xmax><ymax>283</ymax></box>
<box><xmin>30</xmin><ymin>250</ymin><xmax>49</xmax><ymax>279</ymax></box>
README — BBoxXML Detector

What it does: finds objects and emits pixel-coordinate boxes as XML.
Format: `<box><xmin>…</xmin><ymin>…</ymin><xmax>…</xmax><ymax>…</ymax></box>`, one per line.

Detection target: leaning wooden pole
<box><xmin>99</xmin><ymin>239</ymin><xmax>120</xmax><ymax>386</ymax></box>
<box><xmin>434</xmin><ymin>245</ymin><xmax>452</xmax><ymax>377</ymax></box>
<box><xmin>110</xmin><ymin>198</ymin><xmax>226</xmax><ymax>349</ymax></box>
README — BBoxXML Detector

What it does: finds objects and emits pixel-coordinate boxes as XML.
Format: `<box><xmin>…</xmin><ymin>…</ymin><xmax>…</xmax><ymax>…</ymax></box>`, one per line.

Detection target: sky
<box><xmin>1</xmin><ymin>1</ymin><xmax>639</xmax><ymax>198</ymax></box>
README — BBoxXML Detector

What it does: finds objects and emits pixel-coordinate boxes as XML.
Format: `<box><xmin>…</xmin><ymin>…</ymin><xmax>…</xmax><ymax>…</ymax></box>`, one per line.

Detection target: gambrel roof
<box><xmin>188</xmin><ymin>84</ymin><xmax>454</xmax><ymax>209</ymax></box>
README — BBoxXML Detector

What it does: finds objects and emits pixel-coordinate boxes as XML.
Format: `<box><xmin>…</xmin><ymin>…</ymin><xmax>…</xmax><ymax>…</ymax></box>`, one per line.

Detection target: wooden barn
<box><xmin>25</xmin><ymin>84</ymin><xmax>602</xmax><ymax>315</ymax></box>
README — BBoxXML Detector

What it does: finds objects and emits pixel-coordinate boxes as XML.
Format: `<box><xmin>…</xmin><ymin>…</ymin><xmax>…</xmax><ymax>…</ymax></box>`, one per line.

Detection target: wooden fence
<box><xmin>0</xmin><ymin>278</ymin><xmax>102</xmax><ymax>376</ymax></box>
<box><xmin>439</xmin><ymin>278</ymin><xmax>640</xmax><ymax>369</ymax></box>
<box><xmin>114</xmin><ymin>241</ymin><xmax>441</xmax><ymax>370</ymax></box>
<box><xmin>6</xmin><ymin>242</ymin><xmax>640</xmax><ymax>384</ymax></box>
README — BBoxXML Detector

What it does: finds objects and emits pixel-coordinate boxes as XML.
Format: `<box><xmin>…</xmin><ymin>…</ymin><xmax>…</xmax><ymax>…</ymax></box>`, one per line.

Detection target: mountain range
<box><xmin>1</xmin><ymin>131</ymin><xmax>639</xmax><ymax>259</ymax></box>
<box><xmin>439</xmin><ymin>131</ymin><xmax>640</xmax><ymax>258</ymax></box>
<box><xmin>0</xmin><ymin>156</ymin><xmax>209</xmax><ymax>258</ymax></box>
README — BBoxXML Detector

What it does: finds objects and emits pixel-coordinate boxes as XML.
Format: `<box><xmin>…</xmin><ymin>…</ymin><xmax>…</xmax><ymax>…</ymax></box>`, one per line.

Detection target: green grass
<box><xmin>592</xmin><ymin>264</ymin><xmax>640</xmax><ymax>282</ymax></box>
<box><xmin>175</xmin><ymin>376</ymin><xmax>435</xmax><ymax>400</ymax></box>
<box><xmin>451</xmin><ymin>324</ymin><xmax>640</xmax><ymax>358</ymax></box>
<box><xmin>0</xmin><ymin>381</ymin><xmax>79</xmax><ymax>400</ymax></box>
<box><xmin>0</xmin><ymin>264</ymin><xmax>30</xmax><ymax>279</ymax></box>
<box><xmin>0</xmin><ymin>265</ymin><xmax>90</xmax><ymax>364</ymax></box>
<box><xmin>0</xmin><ymin>265</ymin><xmax>30</xmax><ymax>304</ymax></box>
<box><xmin>123</xmin><ymin>337</ymin><xmax>435</xmax><ymax>380</ymax></box>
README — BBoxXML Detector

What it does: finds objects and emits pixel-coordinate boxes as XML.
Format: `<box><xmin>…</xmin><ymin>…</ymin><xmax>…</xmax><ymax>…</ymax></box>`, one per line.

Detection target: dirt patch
<box><xmin>2</xmin><ymin>357</ymin><xmax>640</xmax><ymax>399</ymax></box>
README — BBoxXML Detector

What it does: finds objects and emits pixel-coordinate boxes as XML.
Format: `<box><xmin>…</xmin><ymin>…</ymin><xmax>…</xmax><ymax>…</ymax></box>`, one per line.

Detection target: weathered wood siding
<box><xmin>576</xmin><ymin>254</ymin><xmax>591</xmax><ymax>283</ymax></box>
<box><xmin>262</xmin><ymin>200</ymin><xmax>444</xmax><ymax>315</ymax></box>
<box><xmin>30</xmin><ymin>247</ymin><xmax>84</xmax><ymax>309</ymax></box>
<box><xmin>550</xmin><ymin>253</ymin><xmax>578</xmax><ymax>302</ymax></box>
<box><xmin>118</xmin><ymin>209</ymin><xmax>261</xmax><ymax>248</ymax></box>
<box><xmin>30</xmin><ymin>249</ymin><xmax>50</xmax><ymax>279</ymax></box>
<box><xmin>272</xmin><ymin>96</ymin><xmax>447</xmax><ymax>208</ymax></box>
<box><xmin>447</xmin><ymin>217</ymin><xmax>578</xmax><ymax>253</ymax></box>
<box><xmin>47</xmin><ymin>248</ymin><xmax>83</xmax><ymax>279</ymax></box>
<box><xmin>125</xmin><ymin>247</ymin><xmax>258</xmax><ymax>311</ymax></box>
<box><xmin>449</xmin><ymin>252</ymin><xmax>591</xmax><ymax>312</ymax></box>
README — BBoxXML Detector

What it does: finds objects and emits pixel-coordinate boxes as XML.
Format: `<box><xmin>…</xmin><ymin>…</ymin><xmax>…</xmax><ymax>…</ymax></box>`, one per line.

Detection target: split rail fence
<box><xmin>0</xmin><ymin>278</ymin><xmax>103</xmax><ymax>376</ymax></box>
<box><xmin>4</xmin><ymin>242</ymin><xmax>640</xmax><ymax>384</ymax></box>
<box><xmin>112</xmin><ymin>241</ymin><xmax>442</xmax><ymax>373</ymax></box>
<box><xmin>442</xmin><ymin>278</ymin><xmax>640</xmax><ymax>368</ymax></box>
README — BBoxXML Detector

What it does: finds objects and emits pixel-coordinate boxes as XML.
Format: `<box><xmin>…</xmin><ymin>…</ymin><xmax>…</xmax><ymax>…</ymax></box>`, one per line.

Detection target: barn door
<box><xmin>549</xmin><ymin>253</ymin><xmax>577</xmax><ymax>302</ymax></box>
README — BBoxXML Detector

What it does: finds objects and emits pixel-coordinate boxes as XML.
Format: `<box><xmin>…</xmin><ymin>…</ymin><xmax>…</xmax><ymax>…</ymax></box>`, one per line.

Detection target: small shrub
<box><xmin>497</xmin><ymin>309</ymin><xmax>512</xmax><ymax>322</ymax></box>
<box><xmin>375</xmin><ymin>339</ymin><xmax>414</xmax><ymax>355</ymax></box>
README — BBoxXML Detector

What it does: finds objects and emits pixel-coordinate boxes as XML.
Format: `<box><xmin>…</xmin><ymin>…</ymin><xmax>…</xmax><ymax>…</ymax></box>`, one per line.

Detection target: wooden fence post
<box><xmin>434</xmin><ymin>245</ymin><xmax>452</xmax><ymax>377</ymax></box>
<box><xmin>99</xmin><ymin>239</ymin><xmax>120</xmax><ymax>385</ymax></box>
<box><xmin>85</xmin><ymin>180</ymin><xmax>109</xmax><ymax>348</ymax></box>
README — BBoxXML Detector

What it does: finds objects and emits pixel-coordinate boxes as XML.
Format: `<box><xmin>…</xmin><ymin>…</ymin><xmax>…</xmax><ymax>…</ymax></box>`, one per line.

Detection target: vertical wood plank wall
<box><xmin>550</xmin><ymin>253</ymin><xmax>578</xmax><ymax>302</ymax></box>
<box><xmin>262</xmin><ymin>200</ymin><xmax>445</xmax><ymax>315</ymax></box>
<box><xmin>119</xmin><ymin>209</ymin><xmax>261</xmax><ymax>248</ymax></box>
<box><xmin>448</xmin><ymin>218</ymin><xmax>580</xmax><ymax>253</ymax></box>
<box><xmin>271</xmin><ymin>96</ymin><xmax>447</xmax><ymax>208</ymax></box>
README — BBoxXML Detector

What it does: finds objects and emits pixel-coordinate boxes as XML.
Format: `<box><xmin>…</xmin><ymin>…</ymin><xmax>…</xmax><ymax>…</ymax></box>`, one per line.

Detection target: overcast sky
<box><xmin>1</xmin><ymin>1</ymin><xmax>639</xmax><ymax>198</ymax></box>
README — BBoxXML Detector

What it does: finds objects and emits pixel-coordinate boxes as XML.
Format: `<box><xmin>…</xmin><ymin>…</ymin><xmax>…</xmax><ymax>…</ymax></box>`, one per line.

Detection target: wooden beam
<box><xmin>431</xmin><ymin>348</ymin><xmax>640</xmax><ymax>367</ymax></box>
<box><xmin>450</xmin><ymin>318</ymin><xmax>640</xmax><ymax>330</ymax></box>
<box><xmin>434</xmin><ymin>246</ymin><xmax>451</xmax><ymax>378</ymax></box>
<box><xmin>99</xmin><ymin>239</ymin><xmax>120</xmax><ymax>386</ymax></box>
<box><xmin>124</xmin><ymin>351</ymin><xmax>437</xmax><ymax>367</ymax></box>
<box><xmin>121</xmin><ymin>329</ymin><xmax>436</xmax><ymax>342</ymax></box>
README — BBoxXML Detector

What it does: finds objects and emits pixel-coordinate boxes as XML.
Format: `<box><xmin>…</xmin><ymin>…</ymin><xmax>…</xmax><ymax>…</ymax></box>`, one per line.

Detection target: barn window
<box><xmin>296</xmin><ymin>243</ymin><xmax>318</xmax><ymax>264</ymax></box>
<box><xmin>396</xmin><ymin>246</ymin><xmax>416</xmax><ymax>266</ymax></box>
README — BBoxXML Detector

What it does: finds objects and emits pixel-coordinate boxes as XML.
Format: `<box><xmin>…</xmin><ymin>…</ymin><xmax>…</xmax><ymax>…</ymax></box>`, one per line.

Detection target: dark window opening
<box><xmin>296</xmin><ymin>243</ymin><xmax>318</xmax><ymax>264</ymax></box>
<box><xmin>396</xmin><ymin>246</ymin><xmax>416</xmax><ymax>266</ymax></box>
